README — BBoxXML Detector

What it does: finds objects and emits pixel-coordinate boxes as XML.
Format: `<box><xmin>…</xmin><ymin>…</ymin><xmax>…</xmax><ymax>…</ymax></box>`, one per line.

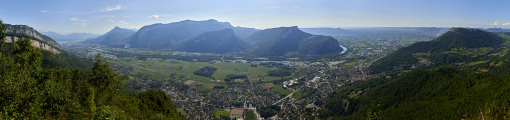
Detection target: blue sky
<box><xmin>1</xmin><ymin>0</ymin><xmax>510</xmax><ymax>34</ymax></box>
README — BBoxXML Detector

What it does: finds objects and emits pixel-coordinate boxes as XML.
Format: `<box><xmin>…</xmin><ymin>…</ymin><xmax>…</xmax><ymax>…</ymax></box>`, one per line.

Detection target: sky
<box><xmin>1</xmin><ymin>0</ymin><xmax>510</xmax><ymax>34</ymax></box>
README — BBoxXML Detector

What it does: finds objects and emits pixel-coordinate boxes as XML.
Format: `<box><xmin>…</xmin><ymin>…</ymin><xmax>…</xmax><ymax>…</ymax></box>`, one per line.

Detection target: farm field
<box><xmin>108</xmin><ymin>57</ymin><xmax>295</xmax><ymax>93</ymax></box>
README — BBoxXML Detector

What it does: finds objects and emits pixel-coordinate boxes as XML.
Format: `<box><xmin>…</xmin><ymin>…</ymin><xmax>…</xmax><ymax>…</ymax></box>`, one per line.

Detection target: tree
<box><xmin>0</xmin><ymin>19</ymin><xmax>6</xmax><ymax>51</ymax></box>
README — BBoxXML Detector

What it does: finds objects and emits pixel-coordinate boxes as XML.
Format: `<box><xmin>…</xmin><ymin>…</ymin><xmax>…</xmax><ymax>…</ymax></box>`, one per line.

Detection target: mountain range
<box><xmin>85</xmin><ymin>19</ymin><xmax>343</xmax><ymax>55</ymax></box>
<box><xmin>42</xmin><ymin>32</ymin><xmax>99</xmax><ymax>42</ymax></box>
<box><xmin>83</xmin><ymin>26</ymin><xmax>135</xmax><ymax>47</ymax></box>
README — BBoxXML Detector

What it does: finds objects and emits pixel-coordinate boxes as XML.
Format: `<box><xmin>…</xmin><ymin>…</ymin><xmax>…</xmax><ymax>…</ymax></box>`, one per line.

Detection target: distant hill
<box><xmin>76</xmin><ymin>19</ymin><xmax>344</xmax><ymax>56</ymax></box>
<box><xmin>232</xmin><ymin>27</ymin><xmax>259</xmax><ymax>40</ymax></box>
<box><xmin>299</xmin><ymin>28</ymin><xmax>344</xmax><ymax>38</ymax></box>
<box><xmin>42</xmin><ymin>32</ymin><xmax>98</xmax><ymax>42</ymax></box>
<box><xmin>297</xmin><ymin>35</ymin><xmax>343</xmax><ymax>55</ymax></box>
<box><xmin>125</xmin><ymin>19</ymin><xmax>234</xmax><ymax>49</ymax></box>
<box><xmin>84</xmin><ymin>26</ymin><xmax>135</xmax><ymax>47</ymax></box>
<box><xmin>369</xmin><ymin>27</ymin><xmax>505</xmax><ymax>74</ymax></box>
<box><xmin>178</xmin><ymin>29</ymin><xmax>248</xmax><ymax>53</ymax></box>
<box><xmin>301</xmin><ymin>27</ymin><xmax>449</xmax><ymax>39</ymax></box>
<box><xmin>247</xmin><ymin>26</ymin><xmax>342</xmax><ymax>56</ymax></box>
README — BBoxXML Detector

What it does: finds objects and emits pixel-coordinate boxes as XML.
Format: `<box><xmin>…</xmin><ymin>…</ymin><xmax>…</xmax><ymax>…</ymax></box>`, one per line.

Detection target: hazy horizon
<box><xmin>2</xmin><ymin>0</ymin><xmax>510</xmax><ymax>34</ymax></box>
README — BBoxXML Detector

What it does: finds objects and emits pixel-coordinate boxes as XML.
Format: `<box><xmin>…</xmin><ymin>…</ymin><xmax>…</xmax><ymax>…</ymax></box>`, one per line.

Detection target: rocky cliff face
<box><xmin>4</xmin><ymin>36</ymin><xmax>60</xmax><ymax>54</ymax></box>
<box><xmin>2</xmin><ymin>24</ymin><xmax>62</xmax><ymax>54</ymax></box>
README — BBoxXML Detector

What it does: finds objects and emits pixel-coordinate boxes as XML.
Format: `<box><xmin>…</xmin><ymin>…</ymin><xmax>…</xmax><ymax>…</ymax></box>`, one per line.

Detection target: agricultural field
<box><xmin>270</xmin><ymin>85</ymin><xmax>293</xmax><ymax>95</ymax></box>
<box><xmin>245</xmin><ymin>110</ymin><xmax>255</xmax><ymax>120</ymax></box>
<box><xmin>107</xmin><ymin>57</ymin><xmax>295</xmax><ymax>93</ymax></box>
<box><xmin>213</xmin><ymin>108</ymin><xmax>230</xmax><ymax>118</ymax></box>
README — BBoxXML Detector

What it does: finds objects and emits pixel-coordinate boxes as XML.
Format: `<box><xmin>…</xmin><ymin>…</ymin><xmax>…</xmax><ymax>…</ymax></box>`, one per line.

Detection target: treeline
<box><xmin>0</xmin><ymin>21</ymin><xmax>181</xmax><ymax>119</ymax></box>
<box><xmin>258</xmin><ymin>105</ymin><xmax>281</xmax><ymax>119</ymax></box>
<box><xmin>268</xmin><ymin>67</ymin><xmax>294</xmax><ymax>77</ymax></box>
<box><xmin>224</xmin><ymin>74</ymin><xmax>247</xmax><ymax>82</ymax></box>
<box><xmin>193</xmin><ymin>66</ymin><xmax>217</xmax><ymax>77</ymax></box>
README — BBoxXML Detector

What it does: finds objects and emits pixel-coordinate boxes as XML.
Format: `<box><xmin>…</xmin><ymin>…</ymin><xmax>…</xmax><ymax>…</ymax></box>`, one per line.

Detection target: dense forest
<box><xmin>0</xmin><ymin>20</ymin><xmax>182</xmax><ymax>119</ymax></box>
<box><xmin>318</xmin><ymin>67</ymin><xmax>510</xmax><ymax>119</ymax></box>
<box><xmin>193</xmin><ymin>66</ymin><xmax>218</xmax><ymax>78</ymax></box>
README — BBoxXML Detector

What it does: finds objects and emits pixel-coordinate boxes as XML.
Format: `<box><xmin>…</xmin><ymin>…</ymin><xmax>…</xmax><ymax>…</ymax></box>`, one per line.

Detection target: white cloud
<box><xmin>148</xmin><ymin>15</ymin><xmax>160</xmax><ymax>19</ymax></box>
<box><xmin>491</xmin><ymin>21</ymin><xmax>498</xmax><ymax>26</ymax></box>
<box><xmin>40</xmin><ymin>10</ymin><xmax>49</xmax><ymax>13</ymax></box>
<box><xmin>108</xmin><ymin>19</ymin><xmax>115</xmax><ymax>23</ymax></box>
<box><xmin>102</xmin><ymin>5</ymin><xmax>122</xmax><ymax>12</ymax></box>
<box><xmin>69</xmin><ymin>17</ymin><xmax>87</xmax><ymax>22</ymax></box>
<box><xmin>119</xmin><ymin>21</ymin><xmax>128</xmax><ymax>25</ymax></box>
<box><xmin>148</xmin><ymin>14</ymin><xmax>173</xmax><ymax>19</ymax></box>
<box><xmin>503</xmin><ymin>23</ymin><xmax>510</xmax><ymax>26</ymax></box>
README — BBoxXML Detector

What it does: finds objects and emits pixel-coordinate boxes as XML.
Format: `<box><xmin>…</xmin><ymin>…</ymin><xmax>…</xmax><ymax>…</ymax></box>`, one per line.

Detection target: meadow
<box><xmin>108</xmin><ymin>57</ymin><xmax>293</xmax><ymax>93</ymax></box>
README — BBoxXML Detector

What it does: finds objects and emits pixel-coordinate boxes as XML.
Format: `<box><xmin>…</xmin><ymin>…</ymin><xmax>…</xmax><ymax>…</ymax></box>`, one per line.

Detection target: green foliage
<box><xmin>270</xmin><ymin>85</ymin><xmax>293</xmax><ymax>95</ymax></box>
<box><xmin>224</xmin><ymin>74</ymin><xmax>247</xmax><ymax>82</ymax></box>
<box><xmin>193</xmin><ymin>66</ymin><xmax>218</xmax><ymax>77</ymax></box>
<box><xmin>136</xmin><ymin>90</ymin><xmax>180</xmax><ymax>119</ymax></box>
<box><xmin>258</xmin><ymin>105</ymin><xmax>281</xmax><ymax>119</ymax></box>
<box><xmin>0</xmin><ymin>22</ymin><xmax>181</xmax><ymax>119</ymax></box>
<box><xmin>0</xmin><ymin>20</ymin><xmax>5</xmax><ymax>51</ymax></box>
<box><xmin>245</xmin><ymin>110</ymin><xmax>256</xmax><ymax>120</ymax></box>
<box><xmin>268</xmin><ymin>69</ymin><xmax>292</xmax><ymax>77</ymax></box>
<box><xmin>321</xmin><ymin>67</ymin><xmax>510</xmax><ymax>119</ymax></box>
<box><xmin>40</xmin><ymin>50</ymin><xmax>92</xmax><ymax>70</ymax></box>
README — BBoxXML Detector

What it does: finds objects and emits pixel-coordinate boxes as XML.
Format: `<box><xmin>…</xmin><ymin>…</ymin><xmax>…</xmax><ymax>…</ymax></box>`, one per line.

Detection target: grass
<box><xmin>213</xmin><ymin>108</ymin><xmax>230</xmax><ymax>118</ymax></box>
<box><xmin>262</xmin><ymin>83</ymin><xmax>275</xmax><ymax>89</ymax></box>
<box><xmin>468</xmin><ymin>61</ymin><xmax>488</xmax><ymax>66</ymax></box>
<box><xmin>109</xmin><ymin>57</ymin><xmax>280</xmax><ymax>82</ymax></box>
<box><xmin>108</xmin><ymin>57</ymin><xmax>288</xmax><ymax>95</ymax></box>
<box><xmin>177</xmin><ymin>107</ymin><xmax>187</xmax><ymax>116</ymax></box>
<box><xmin>270</xmin><ymin>85</ymin><xmax>293</xmax><ymax>95</ymax></box>
<box><xmin>245</xmin><ymin>110</ymin><xmax>255</xmax><ymax>120</ymax></box>
<box><xmin>292</xmin><ymin>89</ymin><xmax>305</xmax><ymax>99</ymax></box>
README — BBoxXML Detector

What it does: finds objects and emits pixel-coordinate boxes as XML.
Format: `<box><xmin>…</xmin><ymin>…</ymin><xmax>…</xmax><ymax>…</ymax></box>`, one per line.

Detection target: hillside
<box><xmin>0</xmin><ymin>20</ymin><xmax>181</xmax><ymax>120</ymax></box>
<box><xmin>84</xmin><ymin>27</ymin><xmax>135</xmax><ymax>47</ymax></box>
<box><xmin>297</xmin><ymin>35</ymin><xmax>343</xmax><ymax>55</ymax></box>
<box><xmin>318</xmin><ymin>28</ymin><xmax>510</xmax><ymax>119</ymax></box>
<box><xmin>247</xmin><ymin>26</ymin><xmax>342</xmax><ymax>56</ymax></box>
<box><xmin>125</xmin><ymin>19</ymin><xmax>233</xmax><ymax>49</ymax></box>
<box><xmin>369</xmin><ymin>27</ymin><xmax>505</xmax><ymax>74</ymax></box>
<box><xmin>319</xmin><ymin>67</ymin><xmax>510</xmax><ymax>119</ymax></box>
<box><xmin>178</xmin><ymin>29</ymin><xmax>248</xmax><ymax>53</ymax></box>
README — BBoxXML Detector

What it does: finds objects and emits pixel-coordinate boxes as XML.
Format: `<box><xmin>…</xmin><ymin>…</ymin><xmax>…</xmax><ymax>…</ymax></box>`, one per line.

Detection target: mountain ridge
<box><xmin>369</xmin><ymin>27</ymin><xmax>504</xmax><ymax>74</ymax></box>
<box><xmin>84</xmin><ymin>26</ymin><xmax>135</xmax><ymax>47</ymax></box>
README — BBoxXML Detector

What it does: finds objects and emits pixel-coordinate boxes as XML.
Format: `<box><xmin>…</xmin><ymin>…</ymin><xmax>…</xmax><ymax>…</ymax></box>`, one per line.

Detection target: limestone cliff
<box><xmin>2</xmin><ymin>24</ymin><xmax>61</xmax><ymax>54</ymax></box>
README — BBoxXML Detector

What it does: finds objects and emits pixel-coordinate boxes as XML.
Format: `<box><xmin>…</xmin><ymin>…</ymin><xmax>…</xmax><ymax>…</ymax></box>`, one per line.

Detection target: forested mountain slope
<box><xmin>318</xmin><ymin>28</ymin><xmax>510</xmax><ymax>119</ymax></box>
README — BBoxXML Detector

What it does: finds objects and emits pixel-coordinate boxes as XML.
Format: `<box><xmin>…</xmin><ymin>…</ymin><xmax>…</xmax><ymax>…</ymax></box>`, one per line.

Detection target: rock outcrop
<box><xmin>2</xmin><ymin>24</ymin><xmax>61</xmax><ymax>54</ymax></box>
